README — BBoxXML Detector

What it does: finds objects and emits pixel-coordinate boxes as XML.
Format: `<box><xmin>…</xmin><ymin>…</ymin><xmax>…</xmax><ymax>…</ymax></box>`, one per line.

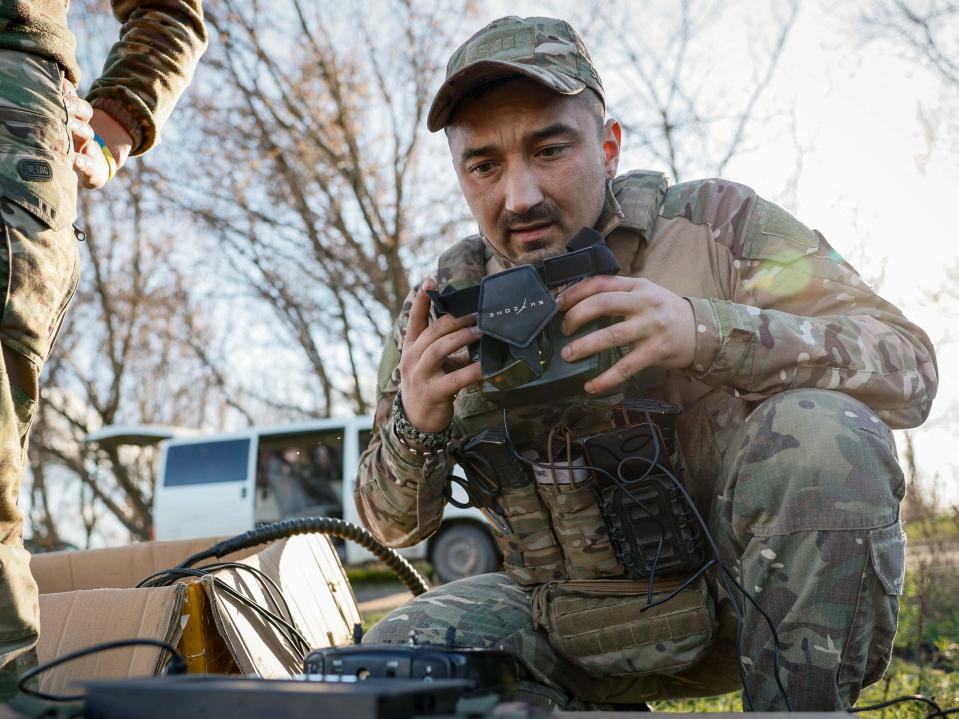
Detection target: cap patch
<box><xmin>465</xmin><ymin>27</ymin><xmax>535</xmax><ymax>65</ymax></box>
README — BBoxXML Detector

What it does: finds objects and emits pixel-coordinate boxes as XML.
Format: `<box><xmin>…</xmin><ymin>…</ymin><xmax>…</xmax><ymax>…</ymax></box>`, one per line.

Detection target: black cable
<box><xmin>176</xmin><ymin>516</ymin><xmax>430</xmax><ymax>597</ymax></box>
<box><xmin>137</xmin><ymin>567</ymin><xmax>311</xmax><ymax>658</ymax></box>
<box><xmin>198</xmin><ymin>561</ymin><xmax>294</xmax><ymax>626</ymax></box>
<box><xmin>926</xmin><ymin>708</ymin><xmax>959</xmax><ymax>719</ymax></box>
<box><xmin>619</xmin><ymin>447</ymin><xmax>793</xmax><ymax>712</ymax></box>
<box><xmin>502</xmin><ymin>405</ymin><xmax>793</xmax><ymax>710</ymax></box>
<box><xmin>851</xmin><ymin>694</ymin><xmax>943</xmax><ymax>715</ymax></box>
<box><xmin>609</xmin><ymin>419</ymin><xmax>757</xmax><ymax>710</ymax></box>
<box><xmin>601</xmin><ymin>413</ymin><xmax>756</xmax><ymax>708</ymax></box>
<box><xmin>639</xmin><ymin>559</ymin><xmax>717</xmax><ymax>612</ymax></box>
<box><xmin>501</xmin><ymin>408</ymin><xmax>670</xmax><ymax>606</ymax></box>
<box><xmin>16</xmin><ymin>638</ymin><xmax>186</xmax><ymax>702</ymax></box>
<box><xmin>139</xmin><ymin>568</ymin><xmax>308</xmax><ymax>656</ymax></box>
<box><xmin>617</xmin><ymin>447</ymin><xmax>757</xmax><ymax>708</ymax></box>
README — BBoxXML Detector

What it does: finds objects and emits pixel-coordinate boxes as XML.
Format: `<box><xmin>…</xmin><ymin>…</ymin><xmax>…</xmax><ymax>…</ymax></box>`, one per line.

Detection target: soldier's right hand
<box><xmin>399</xmin><ymin>278</ymin><xmax>482</xmax><ymax>433</ymax></box>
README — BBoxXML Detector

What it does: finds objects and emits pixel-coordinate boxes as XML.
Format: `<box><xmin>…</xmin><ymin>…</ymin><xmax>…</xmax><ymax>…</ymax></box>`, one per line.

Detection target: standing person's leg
<box><xmin>711</xmin><ymin>389</ymin><xmax>906</xmax><ymax>710</ymax></box>
<box><xmin>0</xmin><ymin>50</ymin><xmax>81</xmax><ymax>698</ymax></box>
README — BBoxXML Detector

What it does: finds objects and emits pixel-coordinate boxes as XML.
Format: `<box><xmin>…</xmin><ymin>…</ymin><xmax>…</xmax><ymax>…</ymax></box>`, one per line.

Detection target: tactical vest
<box><xmin>438</xmin><ymin>170</ymin><xmax>670</xmax><ymax>587</ymax></box>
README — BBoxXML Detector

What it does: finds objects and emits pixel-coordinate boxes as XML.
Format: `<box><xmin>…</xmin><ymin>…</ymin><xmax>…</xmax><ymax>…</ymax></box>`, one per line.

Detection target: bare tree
<box><xmin>27</xmin><ymin>164</ymin><xmax>239</xmax><ymax>545</ymax></box>
<box><xmin>857</xmin><ymin>1</ymin><xmax>959</xmax><ymax>165</ymax></box>
<box><xmin>171</xmin><ymin>0</ymin><xmax>475</xmax><ymax>418</ymax></box>
<box><xmin>598</xmin><ymin>0</ymin><xmax>800</xmax><ymax>182</ymax></box>
<box><xmin>860</xmin><ymin>1</ymin><xmax>959</xmax><ymax>87</ymax></box>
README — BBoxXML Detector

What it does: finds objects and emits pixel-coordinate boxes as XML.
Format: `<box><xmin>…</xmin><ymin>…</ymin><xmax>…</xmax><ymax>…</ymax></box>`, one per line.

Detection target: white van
<box><xmin>85</xmin><ymin>418</ymin><xmax>499</xmax><ymax>583</ymax></box>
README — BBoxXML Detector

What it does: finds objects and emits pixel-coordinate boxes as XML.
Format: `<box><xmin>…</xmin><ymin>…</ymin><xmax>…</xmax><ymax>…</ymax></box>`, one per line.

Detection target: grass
<box><xmin>347</xmin><ymin>561</ymin><xmax>433</xmax><ymax>586</ymax></box>
<box><xmin>654</xmin><ymin>657</ymin><xmax>959</xmax><ymax>714</ymax></box>
<box><xmin>904</xmin><ymin>511</ymin><xmax>959</xmax><ymax>545</ymax></box>
<box><xmin>660</xmin><ymin>564</ymin><xmax>959</xmax><ymax>714</ymax></box>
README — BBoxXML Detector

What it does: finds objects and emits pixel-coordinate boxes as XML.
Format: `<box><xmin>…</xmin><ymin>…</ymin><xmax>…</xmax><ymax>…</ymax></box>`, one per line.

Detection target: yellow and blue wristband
<box><xmin>93</xmin><ymin>134</ymin><xmax>117</xmax><ymax>182</ymax></box>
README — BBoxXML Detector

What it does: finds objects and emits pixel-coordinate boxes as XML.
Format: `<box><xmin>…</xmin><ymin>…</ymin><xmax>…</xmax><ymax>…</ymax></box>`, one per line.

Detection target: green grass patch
<box><xmin>904</xmin><ymin>512</ymin><xmax>959</xmax><ymax>545</ymax></box>
<box><xmin>347</xmin><ymin>561</ymin><xmax>433</xmax><ymax>585</ymax></box>
<box><xmin>653</xmin><ymin>658</ymin><xmax>959</xmax><ymax>714</ymax></box>
<box><xmin>360</xmin><ymin>608</ymin><xmax>393</xmax><ymax>632</ymax></box>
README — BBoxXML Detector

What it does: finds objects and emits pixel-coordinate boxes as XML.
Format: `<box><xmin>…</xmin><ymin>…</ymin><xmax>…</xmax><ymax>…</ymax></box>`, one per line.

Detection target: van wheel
<box><xmin>430</xmin><ymin>524</ymin><xmax>499</xmax><ymax>584</ymax></box>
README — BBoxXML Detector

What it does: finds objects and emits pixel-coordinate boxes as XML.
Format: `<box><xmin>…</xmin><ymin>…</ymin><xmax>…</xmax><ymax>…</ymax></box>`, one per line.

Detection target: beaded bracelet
<box><xmin>391</xmin><ymin>393</ymin><xmax>451</xmax><ymax>457</ymax></box>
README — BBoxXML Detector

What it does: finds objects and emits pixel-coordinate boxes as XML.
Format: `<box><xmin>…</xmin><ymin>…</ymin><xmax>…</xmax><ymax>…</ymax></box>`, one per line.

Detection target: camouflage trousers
<box><xmin>0</xmin><ymin>49</ymin><xmax>81</xmax><ymax>694</ymax></box>
<box><xmin>365</xmin><ymin>389</ymin><xmax>906</xmax><ymax>711</ymax></box>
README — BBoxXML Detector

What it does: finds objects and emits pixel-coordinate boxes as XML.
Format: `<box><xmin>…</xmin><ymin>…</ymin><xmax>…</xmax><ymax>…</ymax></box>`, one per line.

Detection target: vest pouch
<box><xmin>530</xmin><ymin>577</ymin><xmax>717</xmax><ymax>677</ymax></box>
<box><xmin>535</xmin><ymin>477</ymin><xmax>623</xmax><ymax>580</ymax></box>
<box><xmin>487</xmin><ymin>482</ymin><xmax>568</xmax><ymax>586</ymax></box>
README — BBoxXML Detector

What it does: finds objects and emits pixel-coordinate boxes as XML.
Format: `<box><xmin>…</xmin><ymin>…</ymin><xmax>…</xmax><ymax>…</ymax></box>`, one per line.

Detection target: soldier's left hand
<box><xmin>556</xmin><ymin>275</ymin><xmax>696</xmax><ymax>394</ymax></box>
<box><xmin>62</xmin><ymin>79</ymin><xmax>110</xmax><ymax>190</ymax></box>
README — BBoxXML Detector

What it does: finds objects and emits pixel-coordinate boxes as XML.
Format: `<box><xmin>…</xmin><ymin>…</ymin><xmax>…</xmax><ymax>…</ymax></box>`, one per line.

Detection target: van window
<box><xmin>255</xmin><ymin>430</ymin><xmax>345</xmax><ymax>523</ymax></box>
<box><xmin>164</xmin><ymin>439</ymin><xmax>250</xmax><ymax>487</ymax></box>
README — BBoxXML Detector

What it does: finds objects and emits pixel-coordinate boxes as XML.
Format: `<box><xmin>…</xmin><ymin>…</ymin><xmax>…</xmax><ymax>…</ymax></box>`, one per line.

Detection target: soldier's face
<box><xmin>447</xmin><ymin>79</ymin><xmax>621</xmax><ymax>265</ymax></box>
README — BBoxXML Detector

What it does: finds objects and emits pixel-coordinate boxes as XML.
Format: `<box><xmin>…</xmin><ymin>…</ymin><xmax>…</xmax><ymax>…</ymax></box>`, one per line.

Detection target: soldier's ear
<box><xmin>603</xmin><ymin>119</ymin><xmax>622</xmax><ymax>179</ymax></box>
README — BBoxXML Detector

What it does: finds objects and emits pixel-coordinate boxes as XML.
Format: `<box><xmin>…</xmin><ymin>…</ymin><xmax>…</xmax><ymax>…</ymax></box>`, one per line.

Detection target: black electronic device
<box><xmin>592</xmin><ymin>472</ymin><xmax>706</xmax><ymax>579</ymax></box>
<box><xmin>581</xmin><ymin>402</ymin><xmax>705</xmax><ymax>580</ymax></box>
<box><xmin>429</xmin><ymin>228</ymin><xmax>660</xmax><ymax>407</ymax></box>
<box><xmin>303</xmin><ymin>641</ymin><xmax>519</xmax><ymax>701</ymax></box>
<box><xmin>81</xmin><ymin>675</ymin><xmax>471</xmax><ymax>719</ymax></box>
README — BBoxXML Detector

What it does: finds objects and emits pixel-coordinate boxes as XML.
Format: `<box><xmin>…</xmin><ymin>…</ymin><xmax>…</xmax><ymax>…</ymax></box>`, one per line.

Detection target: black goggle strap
<box><xmin>425</xmin><ymin>283</ymin><xmax>480</xmax><ymax>318</ymax></box>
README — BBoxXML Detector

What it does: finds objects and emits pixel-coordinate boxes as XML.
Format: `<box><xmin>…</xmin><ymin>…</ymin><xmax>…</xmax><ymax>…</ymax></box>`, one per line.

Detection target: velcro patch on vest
<box><xmin>17</xmin><ymin>159</ymin><xmax>53</xmax><ymax>182</ymax></box>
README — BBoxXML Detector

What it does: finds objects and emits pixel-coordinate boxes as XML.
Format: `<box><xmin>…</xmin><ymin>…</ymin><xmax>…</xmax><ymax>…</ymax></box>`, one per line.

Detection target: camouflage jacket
<box><xmin>0</xmin><ymin>0</ymin><xmax>207</xmax><ymax>155</ymax></box>
<box><xmin>355</xmin><ymin>172</ymin><xmax>939</xmax><ymax>547</ymax></box>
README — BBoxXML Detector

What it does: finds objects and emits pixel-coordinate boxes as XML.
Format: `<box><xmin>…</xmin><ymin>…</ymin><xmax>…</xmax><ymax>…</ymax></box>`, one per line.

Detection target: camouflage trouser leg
<box><xmin>363</xmin><ymin>574</ymin><xmax>742</xmax><ymax>707</ymax></box>
<box><xmin>0</xmin><ymin>49</ymin><xmax>80</xmax><ymax>697</ymax></box>
<box><xmin>714</xmin><ymin>388</ymin><xmax>905</xmax><ymax>710</ymax></box>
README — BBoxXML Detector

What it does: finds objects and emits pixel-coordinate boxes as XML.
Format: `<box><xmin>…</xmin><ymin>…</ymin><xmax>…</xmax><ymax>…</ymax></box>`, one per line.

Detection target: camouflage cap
<box><xmin>427</xmin><ymin>16</ymin><xmax>605</xmax><ymax>132</ymax></box>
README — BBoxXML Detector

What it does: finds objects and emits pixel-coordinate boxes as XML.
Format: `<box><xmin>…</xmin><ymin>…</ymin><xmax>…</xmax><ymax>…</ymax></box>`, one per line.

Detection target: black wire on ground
<box><xmin>851</xmin><ymin>694</ymin><xmax>944</xmax><ymax>715</ymax></box>
<box><xmin>16</xmin><ymin>639</ymin><xmax>186</xmax><ymax>702</ymax></box>
<box><xmin>175</xmin><ymin>517</ymin><xmax>430</xmax><ymax>597</ymax></box>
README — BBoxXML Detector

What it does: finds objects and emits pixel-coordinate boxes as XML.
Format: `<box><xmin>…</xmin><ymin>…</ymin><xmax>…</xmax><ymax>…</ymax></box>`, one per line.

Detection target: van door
<box><xmin>154</xmin><ymin>436</ymin><xmax>257</xmax><ymax>540</ymax></box>
<box><xmin>253</xmin><ymin>428</ymin><xmax>346</xmax><ymax>525</ymax></box>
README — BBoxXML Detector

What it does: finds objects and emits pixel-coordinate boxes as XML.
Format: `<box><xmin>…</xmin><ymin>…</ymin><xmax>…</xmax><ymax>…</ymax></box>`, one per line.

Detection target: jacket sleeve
<box><xmin>679</xmin><ymin>184</ymin><xmax>937</xmax><ymax>429</ymax></box>
<box><xmin>85</xmin><ymin>0</ymin><xmax>208</xmax><ymax>156</ymax></box>
<box><xmin>354</xmin><ymin>288</ymin><xmax>451</xmax><ymax>547</ymax></box>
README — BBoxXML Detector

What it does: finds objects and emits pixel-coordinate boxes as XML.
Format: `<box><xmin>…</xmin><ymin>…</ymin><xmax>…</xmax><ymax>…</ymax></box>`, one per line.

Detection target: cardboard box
<box><xmin>30</xmin><ymin>536</ymin><xmax>252</xmax><ymax>594</ymax></box>
<box><xmin>36</xmin><ymin>586</ymin><xmax>187</xmax><ymax>698</ymax></box>
<box><xmin>31</xmin><ymin>533</ymin><xmax>361</xmax><ymax>695</ymax></box>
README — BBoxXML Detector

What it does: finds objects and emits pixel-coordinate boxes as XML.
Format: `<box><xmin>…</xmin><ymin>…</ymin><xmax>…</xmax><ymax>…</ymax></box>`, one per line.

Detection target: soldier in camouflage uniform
<box><xmin>0</xmin><ymin>0</ymin><xmax>207</xmax><ymax>695</ymax></box>
<box><xmin>355</xmin><ymin>15</ymin><xmax>937</xmax><ymax>712</ymax></box>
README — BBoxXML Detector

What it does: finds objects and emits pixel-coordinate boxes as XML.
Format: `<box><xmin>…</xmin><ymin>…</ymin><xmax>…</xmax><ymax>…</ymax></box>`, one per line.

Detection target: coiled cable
<box><xmin>175</xmin><ymin>516</ymin><xmax>431</xmax><ymax>597</ymax></box>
